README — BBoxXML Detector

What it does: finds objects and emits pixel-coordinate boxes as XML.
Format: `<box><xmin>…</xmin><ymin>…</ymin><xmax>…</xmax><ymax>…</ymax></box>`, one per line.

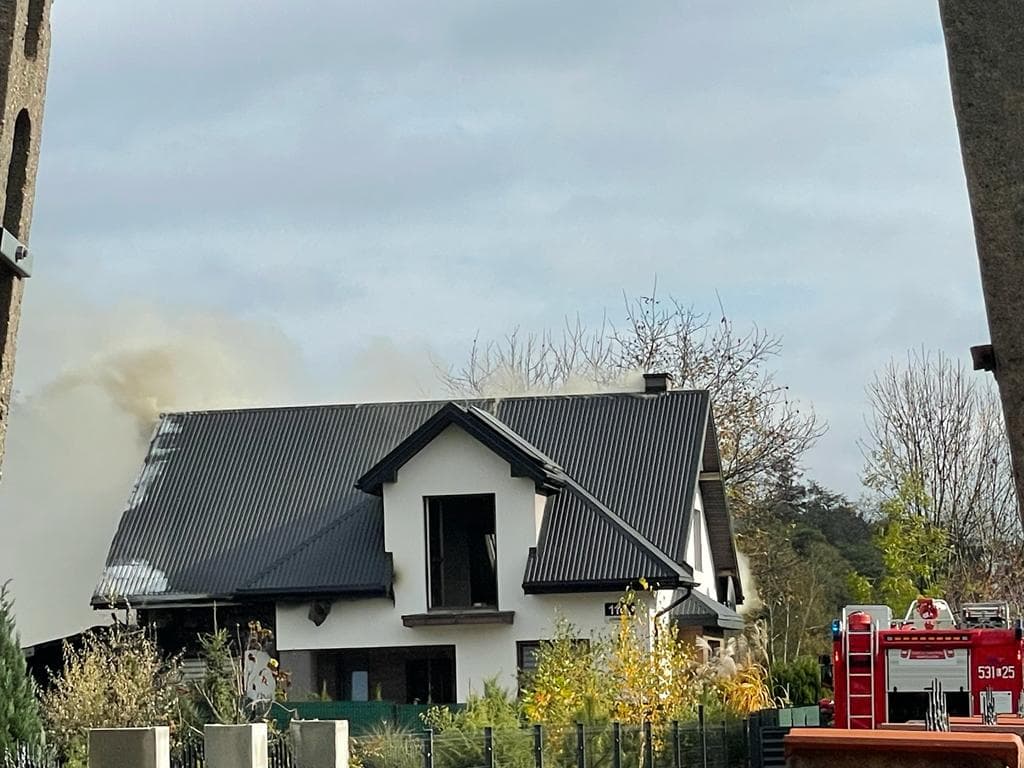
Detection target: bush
<box><xmin>41</xmin><ymin>624</ymin><xmax>186</xmax><ymax>768</ymax></box>
<box><xmin>770</xmin><ymin>657</ymin><xmax>822</xmax><ymax>706</ymax></box>
<box><xmin>423</xmin><ymin>680</ymin><xmax>532</xmax><ymax>768</ymax></box>
<box><xmin>0</xmin><ymin>583</ymin><xmax>43</xmax><ymax>751</ymax></box>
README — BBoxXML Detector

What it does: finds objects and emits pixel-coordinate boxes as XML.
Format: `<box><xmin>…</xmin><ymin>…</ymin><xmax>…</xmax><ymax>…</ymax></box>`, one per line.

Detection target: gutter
<box><xmin>652</xmin><ymin>585</ymin><xmax>693</xmax><ymax>639</ymax></box>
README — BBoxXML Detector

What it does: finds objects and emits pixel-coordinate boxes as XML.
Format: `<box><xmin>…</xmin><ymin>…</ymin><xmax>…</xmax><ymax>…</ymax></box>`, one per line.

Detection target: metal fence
<box><xmin>0</xmin><ymin>744</ymin><xmax>62</xmax><ymax>768</ymax></box>
<box><xmin>355</xmin><ymin>718</ymin><xmax>749</xmax><ymax>768</ymax></box>
<box><xmin>172</xmin><ymin>737</ymin><xmax>293</xmax><ymax>768</ymax></box>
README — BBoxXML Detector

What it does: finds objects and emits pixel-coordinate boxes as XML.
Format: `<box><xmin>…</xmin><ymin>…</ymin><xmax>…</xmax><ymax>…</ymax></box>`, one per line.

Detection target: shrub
<box><xmin>0</xmin><ymin>583</ymin><xmax>43</xmax><ymax>751</ymax></box>
<box><xmin>41</xmin><ymin>623</ymin><xmax>186</xmax><ymax>768</ymax></box>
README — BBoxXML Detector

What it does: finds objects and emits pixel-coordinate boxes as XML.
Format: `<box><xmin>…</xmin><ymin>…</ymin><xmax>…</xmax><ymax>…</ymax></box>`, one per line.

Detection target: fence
<box><xmin>172</xmin><ymin>736</ymin><xmax>293</xmax><ymax>768</ymax></box>
<box><xmin>0</xmin><ymin>744</ymin><xmax>62</xmax><ymax>768</ymax></box>
<box><xmin>2</xmin><ymin>705</ymin><xmax>813</xmax><ymax>768</ymax></box>
<box><xmin>269</xmin><ymin>700</ymin><xmax>445</xmax><ymax>734</ymax></box>
<box><xmin>354</xmin><ymin>717</ymin><xmax>748</xmax><ymax>768</ymax></box>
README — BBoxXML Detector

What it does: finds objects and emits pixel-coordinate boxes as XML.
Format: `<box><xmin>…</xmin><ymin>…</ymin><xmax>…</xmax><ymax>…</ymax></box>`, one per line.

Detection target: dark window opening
<box><xmin>517</xmin><ymin>641</ymin><xmax>541</xmax><ymax>677</ymax></box>
<box><xmin>405</xmin><ymin>653</ymin><xmax>455</xmax><ymax>705</ymax></box>
<box><xmin>314</xmin><ymin>646</ymin><xmax>455</xmax><ymax>704</ymax></box>
<box><xmin>517</xmin><ymin>638</ymin><xmax>589</xmax><ymax>691</ymax></box>
<box><xmin>4</xmin><ymin>110</ymin><xmax>30</xmax><ymax>238</ymax></box>
<box><xmin>25</xmin><ymin>0</ymin><xmax>44</xmax><ymax>59</ymax></box>
<box><xmin>426</xmin><ymin>494</ymin><xmax>497</xmax><ymax>609</ymax></box>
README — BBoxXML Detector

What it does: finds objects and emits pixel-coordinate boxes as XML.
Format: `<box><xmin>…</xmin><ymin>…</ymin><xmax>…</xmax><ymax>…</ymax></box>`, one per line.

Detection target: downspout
<box><xmin>652</xmin><ymin>585</ymin><xmax>693</xmax><ymax>639</ymax></box>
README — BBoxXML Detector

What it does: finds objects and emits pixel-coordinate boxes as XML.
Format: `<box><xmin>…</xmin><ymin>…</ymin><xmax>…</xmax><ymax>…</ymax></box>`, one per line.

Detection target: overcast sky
<box><xmin>20</xmin><ymin>1</ymin><xmax>986</xmax><ymax>500</ymax></box>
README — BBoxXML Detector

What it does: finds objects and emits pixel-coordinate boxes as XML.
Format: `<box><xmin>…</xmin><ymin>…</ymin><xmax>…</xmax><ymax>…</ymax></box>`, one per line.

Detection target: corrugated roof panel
<box><xmin>671</xmin><ymin>589</ymin><xmax>744</xmax><ymax>631</ymax></box>
<box><xmin>95</xmin><ymin>390</ymin><xmax>717</xmax><ymax>604</ymax></box>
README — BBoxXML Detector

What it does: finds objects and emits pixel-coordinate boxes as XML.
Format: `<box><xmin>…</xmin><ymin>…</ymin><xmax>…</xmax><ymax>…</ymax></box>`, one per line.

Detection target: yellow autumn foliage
<box><xmin>522</xmin><ymin>589</ymin><xmax>772</xmax><ymax>725</ymax></box>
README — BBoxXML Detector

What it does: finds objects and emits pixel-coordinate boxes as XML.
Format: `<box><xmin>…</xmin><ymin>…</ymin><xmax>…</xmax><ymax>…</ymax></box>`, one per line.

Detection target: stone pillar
<box><xmin>939</xmin><ymin>1</ymin><xmax>1024</xmax><ymax>515</ymax></box>
<box><xmin>0</xmin><ymin>0</ymin><xmax>54</xmax><ymax>474</ymax></box>
<box><xmin>290</xmin><ymin>720</ymin><xmax>349</xmax><ymax>768</ymax></box>
<box><xmin>205</xmin><ymin>723</ymin><xmax>268</xmax><ymax>768</ymax></box>
<box><xmin>88</xmin><ymin>727</ymin><xmax>170</xmax><ymax>768</ymax></box>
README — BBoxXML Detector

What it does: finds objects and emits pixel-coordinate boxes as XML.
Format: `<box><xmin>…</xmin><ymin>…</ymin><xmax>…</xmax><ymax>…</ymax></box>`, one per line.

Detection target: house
<box><xmin>93</xmin><ymin>374</ymin><xmax>743</xmax><ymax>703</ymax></box>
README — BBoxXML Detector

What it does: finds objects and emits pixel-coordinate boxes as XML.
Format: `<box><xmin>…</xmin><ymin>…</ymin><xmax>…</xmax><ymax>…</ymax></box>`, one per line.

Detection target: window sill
<box><xmin>402</xmin><ymin>610</ymin><xmax>515</xmax><ymax>627</ymax></box>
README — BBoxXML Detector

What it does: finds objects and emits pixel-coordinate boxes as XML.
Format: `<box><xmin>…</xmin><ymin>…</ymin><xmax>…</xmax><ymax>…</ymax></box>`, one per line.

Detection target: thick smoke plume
<box><xmin>0</xmin><ymin>287</ymin><xmax>326</xmax><ymax>646</ymax></box>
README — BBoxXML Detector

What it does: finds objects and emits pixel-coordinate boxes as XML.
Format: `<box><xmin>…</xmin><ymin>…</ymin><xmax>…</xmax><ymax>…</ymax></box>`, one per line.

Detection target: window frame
<box><xmin>423</xmin><ymin>493</ymin><xmax>499</xmax><ymax>611</ymax></box>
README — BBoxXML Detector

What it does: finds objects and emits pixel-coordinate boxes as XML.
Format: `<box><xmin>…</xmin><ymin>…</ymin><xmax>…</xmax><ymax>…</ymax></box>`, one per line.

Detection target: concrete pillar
<box><xmin>88</xmin><ymin>727</ymin><xmax>170</xmax><ymax>768</ymax></box>
<box><xmin>290</xmin><ymin>720</ymin><xmax>349</xmax><ymax>768</ymax></box>
<box><xmin>205</xmin><ymin>723</ymin><xmax>268</xmax><ymax>768</ymax></box>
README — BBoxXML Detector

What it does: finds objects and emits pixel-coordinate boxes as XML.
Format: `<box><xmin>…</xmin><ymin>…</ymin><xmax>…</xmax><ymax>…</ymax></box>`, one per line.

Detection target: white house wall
<box><xmin>275</xmin><ymin>424</ymin><xmax>641</xmax><ymax>701</ymax></box>
<box><xmin>684</xmin><ymin>486</ymin><xmax>717</xmax><ymax>599</ymax></box>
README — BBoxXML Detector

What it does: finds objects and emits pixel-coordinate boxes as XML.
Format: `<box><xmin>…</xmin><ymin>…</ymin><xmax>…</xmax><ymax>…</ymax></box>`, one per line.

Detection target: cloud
<box><xmin>27</xmin><ymin>0</ymin><xmax>987</xmax><ymax>507</ymax></box>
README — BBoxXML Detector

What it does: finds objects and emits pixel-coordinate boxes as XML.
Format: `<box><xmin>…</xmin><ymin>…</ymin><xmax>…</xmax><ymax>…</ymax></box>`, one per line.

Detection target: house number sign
<box><xmin>604</xmin><ymin>602</ymin><xmax>637</xmax><ymax>618</ymax></box>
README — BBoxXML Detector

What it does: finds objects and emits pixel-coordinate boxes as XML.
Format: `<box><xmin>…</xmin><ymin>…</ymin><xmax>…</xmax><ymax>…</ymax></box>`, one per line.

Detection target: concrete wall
<box><xmin>275</xmin><ymin>424</ymin><xmax>671</xmax><ymax>700</ymax></box>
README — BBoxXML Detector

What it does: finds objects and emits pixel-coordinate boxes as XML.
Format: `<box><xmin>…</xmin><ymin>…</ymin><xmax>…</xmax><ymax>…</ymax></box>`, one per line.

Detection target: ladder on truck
<box><xmin>843</xmin><ymin>609</ymin><xmax>878</xmax><ymax>728</ymax></box>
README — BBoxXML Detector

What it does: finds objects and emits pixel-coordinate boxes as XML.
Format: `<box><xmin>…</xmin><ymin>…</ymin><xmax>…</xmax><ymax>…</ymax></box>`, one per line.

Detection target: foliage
<box><xmin>0</xmin><ymin>583</ymin><xmax>43</xmax><ymax>751</ymax></box>
<box><xmin>862</xmin><ymin>349</ymin><xmax>1021</xmax><ymax>607</ymax></box>
<box><xmin>692</xmin><ymin>633</ymin><xmax>775</xmax><ymax>716</ymax></box>
<box><xmin>520</xmin><ymin>620</ymin><xmax>607</xmax><ymax>725</ymax></box>
<box><xmin>352</xmin><ymin>722</ymin><xmax>421</xmax><ymax>768</ymax></box>
<box><xmin>770</xmin><ymin>657</ymin><xmax>823</xmax><ymax>707</ymax></box>
<box><xmin>522</xmin><ymin>591</ymin><xmax>770</xmax><ymax>726</ymax></box>
<box><xmin>422</xmin><ymin>680</ymin><xmax>532</xmax><ymax>768</ymax></box>
<box><xmin>737</xmin><ymin>474</ymin><xmax>873</xmax><ymax>664</ymax></box>
<box><xmin>191</xmin><ymin>621</ymin><xmax>291</xmax><ymax>729</ymax></box>
<box><xmin>855</xmin><ymin>479</ymin><xmax>950</xmax><ymax>615</ymax></box>
<box><xmin>442</xmin><ymin>287</ymin><xmax>824</xmax><ymax>501</ymax></box>
<box><xmin>193</xmin><ymin>629</ymin><xmax>241</xmax><ymax>725</ymax></box>
<box><xmin>41</xmin><ymin>623</ymin><xmax>186</xmax><ymax>768</ymax></box>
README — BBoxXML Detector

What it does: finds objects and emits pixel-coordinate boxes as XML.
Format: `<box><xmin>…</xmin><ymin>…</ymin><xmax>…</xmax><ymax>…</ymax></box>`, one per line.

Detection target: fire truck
<box><xmin>830</xmin><ymin>598</ymin><xmax>1023</xmax><ymax>728</ymax></box>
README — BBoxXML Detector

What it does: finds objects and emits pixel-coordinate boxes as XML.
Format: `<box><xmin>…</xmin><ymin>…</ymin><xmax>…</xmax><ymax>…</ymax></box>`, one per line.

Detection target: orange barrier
<box><xmin>879</xmin><ymin>721</ymin><xmax>1024</xmax><ymax>737</ymax></box>
<box><xmin>784</xmin><ymin>727</ymin><xmax>1024</xmax><ymax>768</ymax></box>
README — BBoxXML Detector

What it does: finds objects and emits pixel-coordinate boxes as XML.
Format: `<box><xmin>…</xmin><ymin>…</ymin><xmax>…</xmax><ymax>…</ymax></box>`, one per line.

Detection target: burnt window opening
<box><xmin>4</xmin><ymin>110</ymin><xmax>30</xmax><ymax>238</ymax></box>
<box><xmin>426</xmin><ymin>494</ymin><xmax>497</xmax><ymax>610</ymax></box>
<box><xmin>24</xmin><ymin>0</ymin><xmax>44</xmax><ymax>59</ymax></box>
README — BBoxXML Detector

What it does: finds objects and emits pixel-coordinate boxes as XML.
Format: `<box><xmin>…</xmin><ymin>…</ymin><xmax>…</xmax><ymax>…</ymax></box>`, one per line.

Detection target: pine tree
<box><xmin>0</xmin><ymin>581</ymin><xmax>43</xmax><ymax>751</ymax></box>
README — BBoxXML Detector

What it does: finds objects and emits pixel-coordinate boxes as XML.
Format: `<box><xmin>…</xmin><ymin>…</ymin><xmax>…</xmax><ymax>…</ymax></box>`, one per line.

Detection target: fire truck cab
<box><xmin>831</xmin><ymin>598</ymin><xmax>1023</xmax><ymax>728</ymax></box>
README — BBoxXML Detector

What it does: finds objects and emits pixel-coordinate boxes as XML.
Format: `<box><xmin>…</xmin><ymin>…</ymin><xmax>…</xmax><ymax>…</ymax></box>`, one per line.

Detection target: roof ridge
<box><xmin>242</xmin><ymin>500</ymin><xmax>378</xmax><ymax>590</ymax></box>
<box><xmin>157</xmin><ymin>389</ymin><xmax>709</xmax><ymax>419</ymax></box>
<box><xmin>561</xmin><ymin>476</ymin><xmax>693</xmax><ymax>582</ymax></box>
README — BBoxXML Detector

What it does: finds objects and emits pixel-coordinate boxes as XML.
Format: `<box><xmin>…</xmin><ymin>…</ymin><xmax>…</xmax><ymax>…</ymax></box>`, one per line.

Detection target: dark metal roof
<box><xmin>95</xmin><ymin>390</ymin><xmax>726</xmax><ymax>605</ymax></box>
<box><xmin>699</xmin><ymin>479</ymin><xmax>743</xmax><ymax>603</ymax></box>
<box><xmin>356</xmin><ymin>402</ymin><xmax>566</xmax><ymax>495</ymax></box>
<box><xmin>240</xmin><ymin>497</ymin><xmax>391</xmax><ymax>596</ymax></box>
<box><xmin>671</xmin><ymin>589</ymin><xmax>744</xmax><ymax>631</ymax></box>
<box><xmin>523</xmin><ymin>485</ymin><xmax>693</xmax><ymax>593</ymax></box>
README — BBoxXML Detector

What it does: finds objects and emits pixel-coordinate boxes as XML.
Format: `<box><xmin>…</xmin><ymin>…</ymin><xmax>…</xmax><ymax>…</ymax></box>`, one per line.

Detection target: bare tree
<box><xmin>861</xmin><ymin>349</ymin><xmax>1021</xmax><ymax>597</ymax></box>
<box><xmin>441</xmin><ymin>290</ymin><xmax>825</xmax><ymax>502</ymax></box>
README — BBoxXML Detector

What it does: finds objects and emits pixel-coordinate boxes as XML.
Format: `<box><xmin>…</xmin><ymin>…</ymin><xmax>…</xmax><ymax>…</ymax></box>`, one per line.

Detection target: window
<box><xmin>692</xmin><ymin>509</ymin><xmax>703</xmax><ymax>571</ymax></box>
<box><xmin>517</xmin><ymin>641</ymin><xmax>542</xmax><ymax>677</ymax></box>
<box><xmin>4</xmin><ymin>110</ymin><xmax>30</xmax><ymax>237</ymax></box>
<box><xmin>426</xmin><ymin>494</ymin><xmax>497</xmax><ymax>609</ymax></box>
<box><xmin>350</xmin><ymin>670</ymin><xmax>369</xmax><ymax>702</ymax></box>
<box><xmin>25</xmin><ymin>0</ymin><xmax>44</xmax><ymax>59</ymax></box>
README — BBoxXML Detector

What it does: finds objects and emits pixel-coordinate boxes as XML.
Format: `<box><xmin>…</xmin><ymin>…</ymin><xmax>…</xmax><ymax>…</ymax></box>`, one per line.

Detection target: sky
<box><xmin>2</xmin><ymin>2</ymin><xmax>993</xmax><ymax>640</ymax></box>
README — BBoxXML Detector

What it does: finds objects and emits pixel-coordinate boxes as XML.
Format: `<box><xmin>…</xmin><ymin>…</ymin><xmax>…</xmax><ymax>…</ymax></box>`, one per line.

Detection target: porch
<box><xmin>281</xmin><ymin>645</ymin><xmax>457</xmax><ymax>705</ymax></box>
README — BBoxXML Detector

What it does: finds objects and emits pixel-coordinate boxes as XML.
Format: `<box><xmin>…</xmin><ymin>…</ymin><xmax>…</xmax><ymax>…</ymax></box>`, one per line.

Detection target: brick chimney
<box><xmin>643</xmin><ymin>372</ymin><xmax>674</xmax><ymax>393</ymax></box>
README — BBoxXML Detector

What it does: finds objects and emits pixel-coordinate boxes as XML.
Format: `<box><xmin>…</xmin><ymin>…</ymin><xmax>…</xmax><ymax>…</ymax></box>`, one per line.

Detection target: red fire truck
<box><xmin>830</xmin><ymin>598</ymin><xmax>1023</xmax><ymax>728</ymax></box>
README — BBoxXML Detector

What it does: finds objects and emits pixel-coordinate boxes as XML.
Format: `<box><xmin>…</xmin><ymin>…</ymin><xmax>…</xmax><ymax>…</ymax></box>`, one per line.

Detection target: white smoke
<box><xmin>736</xmin><ymin>549</ymin><xmax>762</xmax><ymax>616</ymax></box>
<box><xmin>0</xmin><ymin>283</ymin><xmax>439</xmax><ymax>647</ymax></box>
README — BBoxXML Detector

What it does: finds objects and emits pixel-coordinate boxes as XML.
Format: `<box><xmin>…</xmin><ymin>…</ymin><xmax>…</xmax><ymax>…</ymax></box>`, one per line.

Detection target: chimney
<box><xmin>643</xmin><ymin>372</ymin><xmax>674</xmax><ymax>393</ymax></box>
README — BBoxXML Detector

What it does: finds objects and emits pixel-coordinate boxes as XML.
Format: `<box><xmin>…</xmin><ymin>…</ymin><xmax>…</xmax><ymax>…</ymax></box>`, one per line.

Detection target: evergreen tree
<box><xmin>0</xmin><ymin>581</ymin><xmax>43</xmax><ymax>751</ymax></box>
